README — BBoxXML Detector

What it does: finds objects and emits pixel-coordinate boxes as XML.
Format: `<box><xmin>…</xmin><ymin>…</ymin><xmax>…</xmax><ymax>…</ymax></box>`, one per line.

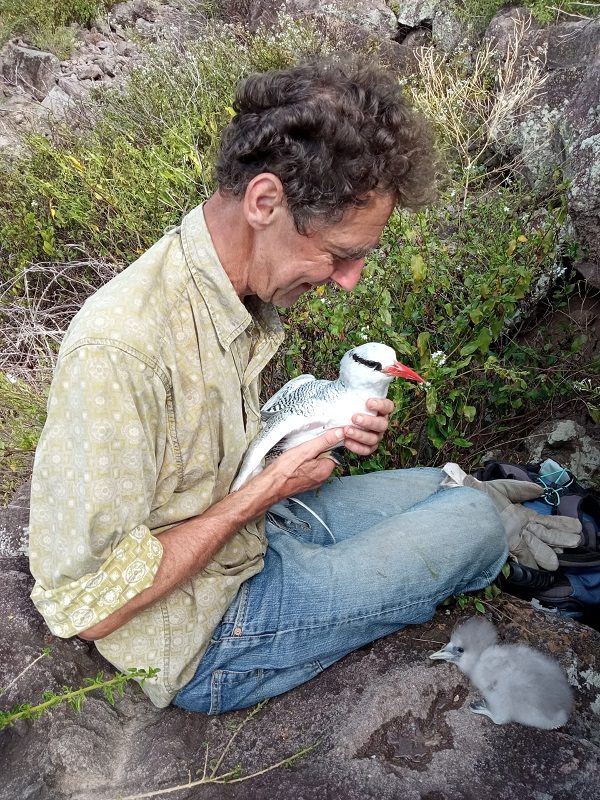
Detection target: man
<box><xmin>28</xmin><ymin>59</ymin><xmax>507</xmax><ymax>713</ymax></box>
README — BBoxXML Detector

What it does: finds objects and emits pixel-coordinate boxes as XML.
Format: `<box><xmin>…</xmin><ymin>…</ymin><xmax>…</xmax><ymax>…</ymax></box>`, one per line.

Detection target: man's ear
<box><xmin>243</xmin><ymin>173</ymin><xmax>285</xmax><ymax>229</ymax></box>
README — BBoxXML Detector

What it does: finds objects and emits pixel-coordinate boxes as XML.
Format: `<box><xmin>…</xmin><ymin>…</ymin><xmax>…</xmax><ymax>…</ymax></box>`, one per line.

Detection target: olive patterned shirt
<box><xmin>28</xmin><ymin>204</ymin><xmax>284</xmax><ymax>707</ymax></box>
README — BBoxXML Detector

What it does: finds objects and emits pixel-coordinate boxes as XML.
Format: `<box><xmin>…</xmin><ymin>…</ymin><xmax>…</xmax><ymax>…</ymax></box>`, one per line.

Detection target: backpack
<box><xmin>475</xmin><ymin>458</ymin><xmax>600</xmax><ymax>620</ymax></box>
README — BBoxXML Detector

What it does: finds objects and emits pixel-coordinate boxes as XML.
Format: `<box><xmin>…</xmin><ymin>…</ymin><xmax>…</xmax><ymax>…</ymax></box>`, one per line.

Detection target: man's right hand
<box><xmin>243</xmin><ymin>427</ymin><xmax>345</xmax><ymax>506</ymax></box>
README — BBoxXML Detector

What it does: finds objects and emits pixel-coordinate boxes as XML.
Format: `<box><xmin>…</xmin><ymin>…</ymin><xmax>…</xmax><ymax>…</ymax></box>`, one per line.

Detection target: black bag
<box><xmin>475</xmin><ymin>459</ymin><xmax>600</xmax><ymax>619</ymax></box>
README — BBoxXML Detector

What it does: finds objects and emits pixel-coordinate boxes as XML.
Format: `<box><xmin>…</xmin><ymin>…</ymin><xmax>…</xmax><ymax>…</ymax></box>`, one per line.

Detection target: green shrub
<box><xmin>0</xmin><ymin>372</ymin><xmax>47</xmax><ymax>503</ymax></box>
<box><xmin>278</xmin><ymin>181</ymin><xmax>579</xmax><ymax>472</ymax></box>
<box><xmin>0</xmin><ymin>15</ymin><xmax>597</xmax><ymax>499</ymax></box>
<box><xmin>453</xmin><ymin>0</ymin><xmax>600</xmax><ymax>30</ymax></box>
<box><xmin>0</xmin><ymin>16</ymin><xmax>330</xmax><ymax>277</ymax></box>
<box><xmin>0</xmin><ymin>1</ymin><xmax>113</xmax><ymax>57</ymax></box>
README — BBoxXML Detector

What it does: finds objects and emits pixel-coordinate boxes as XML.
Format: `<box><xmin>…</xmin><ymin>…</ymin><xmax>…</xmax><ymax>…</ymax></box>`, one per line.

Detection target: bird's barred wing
<box><xmin>260</xmin><ymin>374</ymin><xmax>315</xmax><ymax>419</ymax></box>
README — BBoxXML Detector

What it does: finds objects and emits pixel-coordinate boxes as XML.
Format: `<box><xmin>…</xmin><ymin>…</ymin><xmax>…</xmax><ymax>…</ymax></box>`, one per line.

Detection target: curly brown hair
<box><xmin>216</xmin><ymin>57</ymin><xmax>436</xmax><ymax>232</ymax></box>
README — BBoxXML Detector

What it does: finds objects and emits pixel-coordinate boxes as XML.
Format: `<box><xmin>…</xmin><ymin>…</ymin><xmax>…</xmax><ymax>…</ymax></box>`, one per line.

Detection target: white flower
<box><xmin>431</xmin><ymin>351</ymin><xmax>447</xmax><ymax>366</ymax></box>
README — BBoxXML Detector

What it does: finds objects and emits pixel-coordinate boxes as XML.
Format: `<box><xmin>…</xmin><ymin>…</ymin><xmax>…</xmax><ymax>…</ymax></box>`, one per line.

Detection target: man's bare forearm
<box><xmin>78</xmin><ymin>477</ymin><xmax>278</xmax><ymax>640</ymax></box>
<box><xmin>78</xmin><ymin>427</ymin><xmax>344</xmax><ymax>641</ymax></box>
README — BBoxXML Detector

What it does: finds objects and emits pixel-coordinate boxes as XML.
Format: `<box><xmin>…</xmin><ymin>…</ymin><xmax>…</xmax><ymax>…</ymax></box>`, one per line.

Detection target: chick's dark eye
<box><xmin>457</xmin><ymin>647</ymin><xmax>464</xmax><ymax>654</ymax></box>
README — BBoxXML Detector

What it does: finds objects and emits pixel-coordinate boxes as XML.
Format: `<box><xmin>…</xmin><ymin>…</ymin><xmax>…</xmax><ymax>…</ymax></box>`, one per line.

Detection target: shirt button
<box><xmin>234</xmin><ymin>627</ymin><xmax>242</xmax><ymax>636</ymax></box>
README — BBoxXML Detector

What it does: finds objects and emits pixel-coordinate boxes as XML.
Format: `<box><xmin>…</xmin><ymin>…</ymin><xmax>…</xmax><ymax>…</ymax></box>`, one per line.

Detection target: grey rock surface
<box><xmin>1</xmin><ymin>485</ymin><xmax>600</xmax><ymax>800</ymax></box>
<box><xmin>394</xmin><ymin>0</ymin><xmax>472</xmax><ymax>51</ymax></box>
<box><xmin>0</xmin><ymin>41</ymin><xmax>60</xmax><ymax>100</ymax></box>
<box><xmin>238</xmin><ymin>0</ymin><xmax>398</xmax><ymax>38</ymax></box>
<box><xmin>484</xmin><ymin>8</ymin><xmax>600</xmax><ymax>268</ymax></box>
<box><xmin>525</xmin><ymin>419</ymin><xmax>600</xmax><ymax>488</ymax></box>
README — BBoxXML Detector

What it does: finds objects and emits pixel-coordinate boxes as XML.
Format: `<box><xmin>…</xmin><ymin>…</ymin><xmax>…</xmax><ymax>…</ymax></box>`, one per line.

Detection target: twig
<box><xmin>103</xmin><ymin>733</ymin><xmax>320</xmax><ymax>799</ymax></box>
<box><xmin>209</xmin><ymin>699</ymin><xmax>268</xmax><ymax>778</ymax></box>
<box><xmin>0</xmin><ymin>649</ymin><xmax>50</xmax><ymax>699</ymax></box>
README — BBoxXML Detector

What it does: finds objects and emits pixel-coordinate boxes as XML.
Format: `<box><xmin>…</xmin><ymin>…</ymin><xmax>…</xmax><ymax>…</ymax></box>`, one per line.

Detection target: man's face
<box><xmin>253</xmin><ymin>192</ymin><xmax>395</xmax><ymax>307</ymax></box>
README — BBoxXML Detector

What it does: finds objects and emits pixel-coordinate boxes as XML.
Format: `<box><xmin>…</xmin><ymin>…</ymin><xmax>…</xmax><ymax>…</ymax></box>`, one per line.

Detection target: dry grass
<box><xmin>409</xmin><ymin>15</ymin><xmax>548</xmax><ymax>205</ymax></box>
<box><xmin>0</xmin><ymin>259</ymin><xmax>121</xmax><ymax>384</ymax></box>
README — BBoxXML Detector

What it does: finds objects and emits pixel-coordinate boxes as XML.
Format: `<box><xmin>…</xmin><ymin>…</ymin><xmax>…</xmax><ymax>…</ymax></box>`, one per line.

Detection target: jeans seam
<box><xmin>232</xmin><ymin>581</ymin><xmax>250</xmax><ymax>632</ymax></box>
<box><xmin>210</xmin><ymin>670</ymin><xmax>222</xmax><ymax>715</ymax></box>
<box><xmin>216</xmin><ymin>592</ymin><xmax>453</xmax><ymax>642</ymax></box>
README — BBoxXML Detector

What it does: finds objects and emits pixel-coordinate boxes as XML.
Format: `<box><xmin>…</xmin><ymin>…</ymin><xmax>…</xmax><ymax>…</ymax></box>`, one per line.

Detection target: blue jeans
<box><xmin>173</xmin><ymin>468</ymin><xmax>506</xmax><ymax>714</ymax></box>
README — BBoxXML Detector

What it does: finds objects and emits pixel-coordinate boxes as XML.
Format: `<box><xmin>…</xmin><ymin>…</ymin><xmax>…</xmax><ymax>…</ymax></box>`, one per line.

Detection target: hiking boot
<box><xmin>500</xmin><ymin>562</ymin><xmax>584</xmax><ymax>616</ymax></box>
<box><xmin>501</xmin><ymin>562</ymin><xmax>557</xmax><ymax>597</ymax></box>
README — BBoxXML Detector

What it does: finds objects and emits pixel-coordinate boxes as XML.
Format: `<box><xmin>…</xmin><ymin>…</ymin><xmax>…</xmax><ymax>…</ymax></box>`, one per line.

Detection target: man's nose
<box><xmin>331</xmin><ymin>258</ymin><xmax>365</xmax><ymax>291</ymax></box>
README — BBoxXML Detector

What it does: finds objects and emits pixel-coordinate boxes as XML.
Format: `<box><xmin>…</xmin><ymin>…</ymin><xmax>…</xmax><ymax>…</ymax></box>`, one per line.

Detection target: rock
<box><xmin>109</xmin><ymin>0</ymin><xmax>162</xmax><ymax>28</ymax></box>
<box><xmin>251</xmin><ymin>0</ymin><xmax>398</xmax><ymax>38</ymax></box>
<box><xmin>0</xmin><ymin>82</ymin><xmax>51</xmax><ymax>156</ymax></box>
<box><xmin>74</xmin><ymin>62</ymin><xmax>104</xmax><ymax>81</ymax></box>
<box><xmin>135</xmin><ymin>17</ymin><xmax>158</xmax><ymax>37</ymax></box>
<box><xmin>525</xmin><ymin>420</ymin><xmax>600</xmax><ymax>487</ymax></box>
<box><xmin>40</xmin><ymin>86</ymin><xmax>75</xmax><ymax>119</ymax></box>
<box><xmin>484</xmin><ymin>9</ymin><xmax>600</xmax><ymax>271</ymax></box>
<box><xmin>394</xmin><ymin>0</ymin><xmax>472</xmax><ymax>52</ymax></box>
<box><xmin>485</xmin><ymin>6</ymin><xmax>542</xmax><ymax>55</ymax></box>
<box><xmin>57</xmin><ymin>76</ymin><xmax>90</xmax><ymax>100</ymax></box>
<box><xmin>396</xmin><ymin>0</ymin><xmax>438</xmax><ymax>28</ymax></box>
<box><xmin>1</xmin><ymin>484</ymin><xmax>600</xmax><ymax>799</ymax></box>
<box><xmin>576</xmin><ymin>260</ymin><xmax>600</xmax><ymax>291</ymax></box>
<box><xmin>563</xmin><ymin>56</ymin><xmax>600</xmax><ymax>270</ymax></box>
<box><xmin>0</xmin><ymin>41</ymin><xmax>60</xmax><ymax>101</ymax></box>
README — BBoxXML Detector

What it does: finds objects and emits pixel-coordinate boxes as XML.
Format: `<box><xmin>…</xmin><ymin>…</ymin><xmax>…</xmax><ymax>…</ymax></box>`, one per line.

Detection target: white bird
<box><xmin>429</xmin><ymin>617</ymin><xmax>573</xmax><ymax>729</ymax></box>
<box><xmin>230</xmin><ymin>342</ymin><xmax>423</xmax><ymax>491</ymax></box>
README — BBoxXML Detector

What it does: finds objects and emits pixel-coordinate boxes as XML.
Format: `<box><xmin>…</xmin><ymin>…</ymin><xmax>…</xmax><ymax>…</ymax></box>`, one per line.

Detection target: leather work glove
<box><xmin>442</xmin><ymin>464</ymin><xmax>583</xmax><ymax>571</ymax></box>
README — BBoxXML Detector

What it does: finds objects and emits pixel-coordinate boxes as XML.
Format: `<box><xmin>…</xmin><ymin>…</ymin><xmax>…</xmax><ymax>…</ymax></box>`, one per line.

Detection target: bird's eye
<box><xmin>457</xmin><ymin>647</ymin><xmax>464</xmax><ymax>654</ymax></box>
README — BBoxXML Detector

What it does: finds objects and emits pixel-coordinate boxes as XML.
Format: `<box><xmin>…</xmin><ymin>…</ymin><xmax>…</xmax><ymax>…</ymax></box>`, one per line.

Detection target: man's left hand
<box><xmin>344</xmin><ymin>398</ymin><xmax>394</xmax><ymax>456</ymax></box>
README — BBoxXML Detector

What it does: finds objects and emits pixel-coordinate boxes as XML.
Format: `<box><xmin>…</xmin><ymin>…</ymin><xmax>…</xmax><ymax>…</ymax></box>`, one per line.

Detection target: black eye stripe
<box><xmin>351</xmin><ymin>353</ymin><xmax>383</xmax><ymax>371</ymax></box>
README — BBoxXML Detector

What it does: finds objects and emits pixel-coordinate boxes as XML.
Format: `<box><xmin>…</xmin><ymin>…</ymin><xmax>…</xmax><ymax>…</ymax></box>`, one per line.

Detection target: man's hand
<box><xmin>244</xmin><ymin>427</ymin><xmax>345</xmax><ymax>505</ymax></box>
<box><xmin>344</xmin><ymin>397</ymin><xmax>394</xmax><ymax>456</ymax></box>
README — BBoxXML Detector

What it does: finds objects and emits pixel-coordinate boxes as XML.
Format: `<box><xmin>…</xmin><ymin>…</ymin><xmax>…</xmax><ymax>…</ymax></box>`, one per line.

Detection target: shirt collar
<box><xmin>180</xmin><ymin>203</ymin><xmax>283</xmax><ymax>350</ymax></box>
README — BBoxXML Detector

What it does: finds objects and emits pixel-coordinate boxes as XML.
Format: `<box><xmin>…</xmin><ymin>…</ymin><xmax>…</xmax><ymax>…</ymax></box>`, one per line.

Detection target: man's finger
<box><xmin>366</xmin><ymin>397</ymin><xmax>394</xmax><ymax>415</ymax></box>
<box><xmin>286</xmin><ymin>428</ymin><xmax>345</xmax><ymax>460</ymax></box>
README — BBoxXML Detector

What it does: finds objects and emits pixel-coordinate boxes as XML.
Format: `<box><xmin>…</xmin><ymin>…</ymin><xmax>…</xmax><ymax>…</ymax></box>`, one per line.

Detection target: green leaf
<box><xmin>460</xmin><ymin>340</ymin><xmax>479</xmax><ymax>357</ymax></box>
<box><xmin>454</xmin><ymin>437</ymin><xmax>473</xmax><ymax>448</ymax></box>
<box><xmin>417</xmin><ymin>331</ymin><xmax>430</xmax><ymax>359</ymax></box>
<box><xmin>469</xmin><ymin>307</ymin><xmax>484</xmax><ymax>324</ymax></box>
<box><xmin>475</xmin><ymin>327</ymin><xmax>492</xmax><ymax>355</ymax></box>
<box><xmin>425</xmin><ymin>385</ymin><xmax>438</xmax><ymax>415</ymax></box>
<box><xmin>474</xmin><ymin>600</ymin><xmax>485</xmax><ymax>614</ymax></box>
<box><xmin>426</xmin><ymin>417</ymin><xmax>446</xmax><ymax>449</ymax></box>
<box><xmin>462</xmin><ymin>405</ymin><xmax>476</xmax><ymax>422</ymax></box>
<box><xmin>410</xmin><ymin>254</ymin><xmax>427</xmax><ymax>282</ymax></box>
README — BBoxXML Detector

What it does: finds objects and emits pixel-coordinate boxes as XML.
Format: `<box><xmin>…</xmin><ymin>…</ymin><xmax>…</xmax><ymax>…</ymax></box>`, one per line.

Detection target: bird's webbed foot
<box><xmin>470</xmin><ymin>700</ymin><xmax>505</xmax><ymax>724</ymax></box>
<box><xmin>470</xmin><ymin>700</ymin><xmax>492</xmax><ymax>718</ymax></box>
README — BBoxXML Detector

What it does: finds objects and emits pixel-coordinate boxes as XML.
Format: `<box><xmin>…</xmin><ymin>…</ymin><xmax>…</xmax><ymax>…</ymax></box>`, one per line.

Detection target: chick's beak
<box><xmin>429</xmin><ymin>644</ymin><xmax>460</xmax><ymax>662</ymax></box>
<box><xmin>383</xmin><ymin>360</ymin><xmax>424</xmax><ymax>383</ymax></box>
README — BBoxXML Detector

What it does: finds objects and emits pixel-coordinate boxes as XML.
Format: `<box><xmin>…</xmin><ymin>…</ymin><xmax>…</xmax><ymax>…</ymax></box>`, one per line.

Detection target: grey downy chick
<box><xmin>230</xmin><ymin>342</ymin><xmax>423</xmax><ymax>491</ymax></box>
<box><xmin>429</xmin><ymin>617</ymin><xmax>573</xmax><ymax>729</ymax></box>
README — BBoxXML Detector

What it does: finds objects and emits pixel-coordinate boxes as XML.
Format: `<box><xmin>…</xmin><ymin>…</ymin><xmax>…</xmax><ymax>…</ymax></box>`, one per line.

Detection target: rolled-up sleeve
<box><xmin>29</xmin><ymin>343</ymin><xmax>168</xmax><ymax>637</ymax></box>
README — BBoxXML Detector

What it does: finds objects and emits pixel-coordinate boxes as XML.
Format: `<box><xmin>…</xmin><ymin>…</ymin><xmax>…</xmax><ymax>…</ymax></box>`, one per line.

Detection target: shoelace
<box><xmin>537</xmin><ymin>467</ymin><xmax>575</xmax><ymax>508</ymax></box>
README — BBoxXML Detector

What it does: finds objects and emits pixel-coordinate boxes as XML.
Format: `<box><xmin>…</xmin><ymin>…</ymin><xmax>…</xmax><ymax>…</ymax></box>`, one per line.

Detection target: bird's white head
<box><xmin>429</xmin><ymin>617</ymin><xmax>498</xmax><ymax>676</ymax></box>
<box><xmin>338</xmin><ymin>342</ymin><xmax>423</xmax><ymax>392</ymax></box>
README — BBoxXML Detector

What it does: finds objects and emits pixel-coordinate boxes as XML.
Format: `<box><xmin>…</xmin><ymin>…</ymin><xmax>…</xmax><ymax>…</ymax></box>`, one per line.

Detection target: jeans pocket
<box><xmin>210</xmin><ymin>661</ymin><xmax>324</xmax><ymax>714</ymax></box>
